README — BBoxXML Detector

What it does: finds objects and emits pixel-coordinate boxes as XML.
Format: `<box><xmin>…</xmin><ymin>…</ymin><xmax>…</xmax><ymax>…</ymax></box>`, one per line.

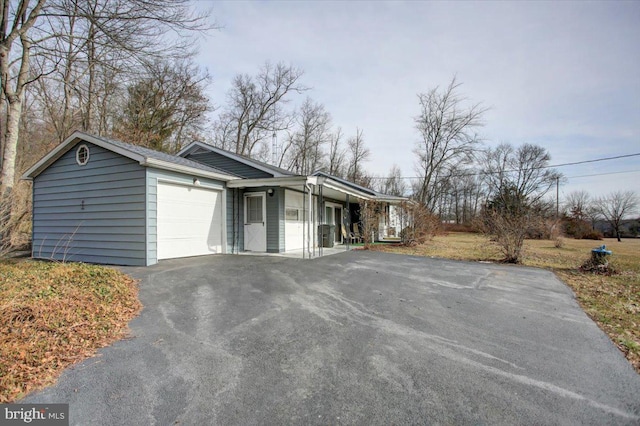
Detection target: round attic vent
<box><xmin>76</xmin><ymin>144</ymin><xmax>90</xmax><ymax>166</ymax></box>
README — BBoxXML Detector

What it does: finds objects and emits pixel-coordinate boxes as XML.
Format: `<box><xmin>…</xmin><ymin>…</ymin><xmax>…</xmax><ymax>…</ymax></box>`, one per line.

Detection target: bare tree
<box><xmin>594</xmin><ymin>190</ymin><xmax>638</xmax><ymax>242</ymax></box>
<box><xmin>585</xmin><ymin>204</ymin><xmax>601</xmax><ymax>231</ymax></box>
<box><xmin>482</xmin><ymin>143</ymin><xmax>562</xmax><ymax>207</ymax></box>
<box><xmin>563</xmin><ymin>190</ymin><xmax>591</xmax><ymax>219</ymax></box>
<box><xmin>382</xmin><ymin>164</ymin><xmax>407</xmax><ymax>196</ymax></box>
<box><xmin>326</xmin><ymin>127</ymin><xmax>345</xmax><ymax>177</ymax></box>
<box><xmin>1</xmin><ymin>0</ymin><xmax>213</xmax><ymax>247</ymax></box>
<box><xmin>285</xmin><ymin>97</ymin><xmax>331</xmax><ymax>174</ymax></box>
<box><xmin>216</xmin><ymin>62</ymin><xmax>308</xmax><ymax>157</ymax></box>
<box><xmin>479</xmin><ymin>142</ymin><xmax>561</xmax><ymax>263</ymax></box>
<box><xmin>346</xmin><ymin>127</ymin><xmax>369</xmax><ymax>185</ymax></box>
<box><xmin>561</xmin><ymin>190</ymin><xmax>598</xmax><ymax>239</ymax></box>
<box><xmin>114</xmin><ymin>59</ymin><xmax>211</xmax><ymax>153</ymax></box>
<box><xmin>1</xmin><ymin>0</ymin><xmax>47</xmax><ymax>199</ymax></box>
<box><xmin>413</xmin><ymin>76</ymin><xmax>487</xmax><ymax>211</ymax></box>
<box><xmin>444</xmin><ymin>168</ymin><xmax>485</xmax><ymax>224</ymax></box>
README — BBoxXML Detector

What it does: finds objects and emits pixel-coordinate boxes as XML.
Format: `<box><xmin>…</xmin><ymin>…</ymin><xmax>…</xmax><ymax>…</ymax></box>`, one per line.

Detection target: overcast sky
<box><xmin>193</xmin><ymin>1</ymin><xmax>639</xmax><ymax>199</ymax></box>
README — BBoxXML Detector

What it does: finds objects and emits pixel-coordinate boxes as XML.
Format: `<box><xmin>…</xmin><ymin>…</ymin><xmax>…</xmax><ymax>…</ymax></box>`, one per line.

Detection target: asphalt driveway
<box><xmin>24</xmin><ymin>251</ymin><xmax>640</xmax><ymax>425</ymax></box>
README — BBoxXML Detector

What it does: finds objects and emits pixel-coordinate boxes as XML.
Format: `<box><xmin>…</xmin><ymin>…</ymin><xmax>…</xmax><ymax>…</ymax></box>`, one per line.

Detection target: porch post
<box><xmin>302</xmin><ymin>184</ymin><xmax>306</xmax><ymax>259</ymax></box>
<box><xmin>400</xmin><ymin>203</ymin><xmax>404</xmax><ymax>243</ymax></box>
<box><xmin>234</xmin><ymin>188</ymin><xmax>240</xmax><ymax>254</ymax></box>
<box><xmin>346</xmin><ymin>194</ymin><xmax>350</xmax><ymax>251</ymax></box>
<box><xmin>318</xmin><ymin>184</ymin><xmax>323</xmax><ymax>257</ymax></box>
<box><xmin>308</xmin><ymin>184</ymin><xmax>313</xmax><ymax>258</ymax></box>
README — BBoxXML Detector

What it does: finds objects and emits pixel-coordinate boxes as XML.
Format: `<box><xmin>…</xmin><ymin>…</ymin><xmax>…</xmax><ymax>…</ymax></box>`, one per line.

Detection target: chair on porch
<box><xmin>352</xmin><ymin>223</ymin><xmax>363</xmax><ymax>243</ymax></box>
<box><xmin>342</xmin><ymin>224</ymin><xmax>359</xmax><ymax>244</ymax></box>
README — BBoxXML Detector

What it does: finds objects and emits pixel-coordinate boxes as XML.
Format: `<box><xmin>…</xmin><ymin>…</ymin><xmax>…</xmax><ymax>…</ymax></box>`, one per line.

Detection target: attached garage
<box><xmin>157</xmin><ymin>182</ymin><xmax>223</xmax><ymax>259</ymax></box>
<box><xmin>22</xmin><ymin>132</ymin><xmax>236</xmax><ymax>266</ymax></box>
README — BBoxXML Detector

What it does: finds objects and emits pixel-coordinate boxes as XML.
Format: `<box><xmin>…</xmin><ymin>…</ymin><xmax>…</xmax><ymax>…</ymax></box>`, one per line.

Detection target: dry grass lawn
<box><xmin>371</xmin><ymin>233</ymin><xmax>640</xmax><ymax>373</ymax></box>
<box><xmin>0</xmin><ymin>260</ymin><xmax>141</xmax><ymax>402</ymax></box>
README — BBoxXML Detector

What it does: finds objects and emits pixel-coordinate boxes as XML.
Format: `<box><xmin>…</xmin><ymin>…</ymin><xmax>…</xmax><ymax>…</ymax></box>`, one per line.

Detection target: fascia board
<box><xmin>375</xmin><ymin>196</ymin><xmax>411</xmax><ymax>204</ymax></box>
<box><xmin>226</xmin><ymin>176</ymin><xmax>307</xmax><ymax>188</ymax></box>
<box><xmin>321</xmin><ymin>180</ymin><xmax>373</xmax><ymax>201</ymax></box>
<box><xmin>176</xmin><ymin>141</ymin><xmax>209</xmax><ymax>157</ymax></box>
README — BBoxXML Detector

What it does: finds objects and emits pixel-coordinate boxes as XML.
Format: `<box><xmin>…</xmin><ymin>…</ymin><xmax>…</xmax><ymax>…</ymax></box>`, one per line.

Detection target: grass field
<box><xmin>371</xmin><ymin>233</ymin><xmax>640</xmax><ymax>373</ymax></box>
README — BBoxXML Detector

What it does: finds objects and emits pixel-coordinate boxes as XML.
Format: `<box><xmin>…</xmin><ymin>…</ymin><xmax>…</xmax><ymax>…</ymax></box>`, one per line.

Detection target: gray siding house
<box><xmin>23</xmin><ymin>132</ymin><xmax>237</xmax><ymax>266</ymax></box>
<box><xmin>23</xmin><ymin>132</ymin><xmax>408</xmax><ymax>266</ymax></box>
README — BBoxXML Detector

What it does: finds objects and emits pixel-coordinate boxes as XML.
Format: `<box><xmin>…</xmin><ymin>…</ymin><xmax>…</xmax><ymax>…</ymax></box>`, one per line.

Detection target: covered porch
<box><xmin>226</xmin><ymin>174</ymin><xmax>381</xmax><ymax>259</ymax></box>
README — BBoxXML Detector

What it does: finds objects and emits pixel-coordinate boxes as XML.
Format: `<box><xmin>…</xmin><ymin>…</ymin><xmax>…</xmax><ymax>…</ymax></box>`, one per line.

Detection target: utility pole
<box><xmin>271</xmin><ymin>131</ymin><xmax>277</xmax><ymax>165</ymax></box>
<box><xmin>556</xmin><ymin>177</ymin><xmax>560</xmax><ymax>219</ymax></box>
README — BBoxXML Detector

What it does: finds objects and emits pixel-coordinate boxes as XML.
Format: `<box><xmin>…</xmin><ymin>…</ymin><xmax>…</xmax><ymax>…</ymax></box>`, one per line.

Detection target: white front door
<box><xmin>244</xmin><ymin>193</ymin><xmax>266</xmax><ymax>252</ymax></box>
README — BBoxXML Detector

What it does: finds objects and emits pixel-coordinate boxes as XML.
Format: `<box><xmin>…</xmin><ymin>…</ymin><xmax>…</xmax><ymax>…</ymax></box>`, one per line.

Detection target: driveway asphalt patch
<box><xmin>23</xmin><ymin>251</ymin><xmax>640</xmax><ymax>425</ymax></box>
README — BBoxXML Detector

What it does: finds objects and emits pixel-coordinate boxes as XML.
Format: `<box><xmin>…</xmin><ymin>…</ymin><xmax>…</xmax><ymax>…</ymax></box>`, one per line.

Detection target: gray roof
<box><xmin>91</xmin><ymin>134</ymin><xmax>240</xmax><ymax>178</ymax></box>
<box><xmin>218</xmin><ymin>148</ymin><xmax>298</xmax><ymax>177</ymax></box>
<box><xmin>22</xmin><ymin>131</ymin><xmax>241</xmax><ymax>181</ymax></box>
<box><xmin>312</xmin><ymin>171</ymin><xmax>409</xmax><ymax>201</ymax></box>
<box><xmin>312</xmin><ymin>171</ymin><xmax>378</xmax><ymax>196</ymax></box>
<box><xmin>181</xmin><ymin>141</ymin><xmax>299</xmax><ymax>178</ymax></box>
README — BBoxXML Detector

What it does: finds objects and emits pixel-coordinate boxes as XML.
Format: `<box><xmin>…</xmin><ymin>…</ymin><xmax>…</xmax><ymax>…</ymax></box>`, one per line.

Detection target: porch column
<box><xmin>318</xmin><ymin>184</ymin><xmax>323</xmax><ymax>257</ymax></box>
<box><xmin>308</xmin><ymin>183</ymin><xmax>314</xmax><ymax>258</ymax></box>
<box><xmin>346</xmin><ymin>194</ymin><xmax>350</xmax><ymax>251</ymax></box>
<box><xmin>302</xmin><ymin>184</ymin><xmax>306</xmax><ymax>259</ymax></box>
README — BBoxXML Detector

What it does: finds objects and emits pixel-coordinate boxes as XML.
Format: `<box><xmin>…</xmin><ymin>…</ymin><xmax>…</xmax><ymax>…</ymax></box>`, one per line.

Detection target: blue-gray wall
<box><xmin>226</xmin><ymin>188</ymin><xmax>244</xmax><ymax>253</ymax></box>
<box><xmin>237</xmin><ymin>187</ymin><xmax>284</xmax><ymax>253</ymax></box>
<box><xmin>266</xmin><ymin>187</ymin><xmax>284</xmax><ymax>253</ymax></box>
<box><xmin>185</xmin><ymin>152</ymin><xmax>273</xmax><ymax>179</ymax></box>
<box><xmin>32</xmin><ymin>142</ymin><xmax>147</xmax><ymax>265</ymax></box>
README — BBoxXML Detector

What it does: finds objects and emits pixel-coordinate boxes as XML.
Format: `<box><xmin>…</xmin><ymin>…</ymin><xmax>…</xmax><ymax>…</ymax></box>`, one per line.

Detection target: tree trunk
<box><xmin>1</xmin><ymin>34</ymin><xmax>30</xmax><ymax>198</ymax></box>
<box><xmin>0</xmin><ymin>95</ymin><xmax>21</xmax><ymax>197</ymax></box>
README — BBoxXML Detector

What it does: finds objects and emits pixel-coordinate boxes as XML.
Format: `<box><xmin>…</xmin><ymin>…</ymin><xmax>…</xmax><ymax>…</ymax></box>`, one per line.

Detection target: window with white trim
<box><xmin>76</xmin><ymin>144</ymin><xmax>90</xmax><ymax>165</ymax></box>
<box><xmin>247</xmin><ymin>195</ymin><xmax>263</xmax><ymax>223</ymax></box>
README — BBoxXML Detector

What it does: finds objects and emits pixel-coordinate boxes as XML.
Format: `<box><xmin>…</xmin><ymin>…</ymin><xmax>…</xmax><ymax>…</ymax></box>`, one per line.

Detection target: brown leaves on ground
<box><xmin>0</xmin><ymin>260</ymin><xmax>141</xmax><ymax>402</ymax></box>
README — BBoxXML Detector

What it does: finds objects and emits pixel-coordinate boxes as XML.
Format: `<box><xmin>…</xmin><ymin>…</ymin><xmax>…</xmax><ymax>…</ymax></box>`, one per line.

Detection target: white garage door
<box><xmin>157</xmin><ymin>182</ymin><xmax>223</xmax><ymax>260</ymax></box>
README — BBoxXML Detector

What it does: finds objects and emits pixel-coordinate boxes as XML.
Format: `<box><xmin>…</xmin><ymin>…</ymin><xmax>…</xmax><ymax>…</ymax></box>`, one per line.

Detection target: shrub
<box><xmin>442</xmin><ymin>222</ymin><xmax>481</xmax><ymax>233</ymax></box>
<box><xmin>399</xmin><ymin>202</ymin><xmax>441</xmax><ymax>246</ymax></box>
<box><xmin>579</xmin><ymin>253</ymin><xmax>617</xmax><ymax>275</ymax></box>
<box><xmin>562</xmin><ymin>216</ymin><xmax>593</xmax><ymax>239</ymax></box>
<box><xmin>581</xmin><ymin>230</ymin><xmax>604</xmax><ymax>240</ymax></box>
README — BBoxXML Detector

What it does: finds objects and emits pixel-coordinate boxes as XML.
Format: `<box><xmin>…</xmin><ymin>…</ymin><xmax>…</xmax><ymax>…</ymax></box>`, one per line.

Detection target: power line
<box><xmin>566</xmin><ymin>169</ymin><xmax>640</xmax><ymax>179</ymax></box>
<box><xmin>370</xmin><ymin>152</ymin><xmax>640</xmax><ymax>180</ymax></box>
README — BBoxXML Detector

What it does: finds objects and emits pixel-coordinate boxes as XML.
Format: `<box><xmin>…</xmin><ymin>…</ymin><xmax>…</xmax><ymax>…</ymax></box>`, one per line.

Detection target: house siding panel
<box><xmin>265</xmin><ymin>187</ymin><xmax>284</xmax><ymax>253</ymax></box>
<box><xmin>185</xmin><ymin>152</ymin><xmax>273</xmax><ymax>179</ymax></box>
<box><xmin>226</xmin><ymin>188</ymin><xmax>244</xmax><ymax>253</ymax></box>
<box><xmin>32</xmin><ymin>142</ymin><xmax>147</xmax><ymax>266</ymax></box>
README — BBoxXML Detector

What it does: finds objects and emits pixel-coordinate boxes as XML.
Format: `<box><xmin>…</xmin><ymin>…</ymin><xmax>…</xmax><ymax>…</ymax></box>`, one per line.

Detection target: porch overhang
<box><xmin>375</xmin><ymin>195</ymin><xmax>412</xmax><ymax>205</ymax></box>
<box><xmin>226</xmin><ymin>175</ymin><xmax>374</xmax><ymax>203</ymax></box>
<box><xmin>226</xmin><ymin>176</ymin><xmax>308</xmax><ymax>189</ymax></box>
<box><xmin>315</xmin><ymin>177</ymin><xmax>374</xmax><ymax>202</ymax></box>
